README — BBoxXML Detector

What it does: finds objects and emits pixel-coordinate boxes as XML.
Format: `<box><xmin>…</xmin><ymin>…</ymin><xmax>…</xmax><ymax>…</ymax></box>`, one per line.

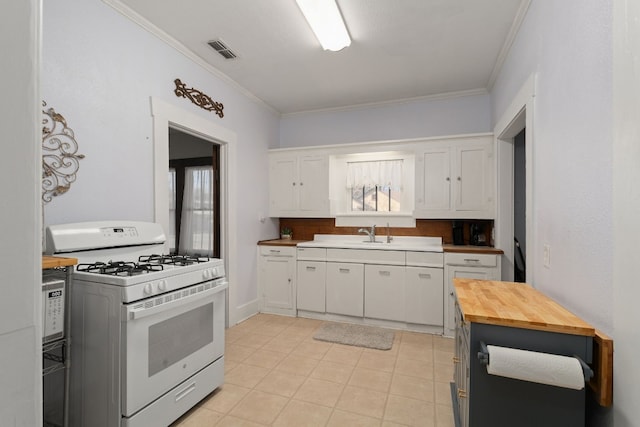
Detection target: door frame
<box><xmin>150</xmin><ymin>97</ymin><xmax>238</xmax><ymax>326</ymax></box>
<box><xmin>494</xmin><ymin>74</ymin><xmax>535</xmax><ymax>284</ymax></box>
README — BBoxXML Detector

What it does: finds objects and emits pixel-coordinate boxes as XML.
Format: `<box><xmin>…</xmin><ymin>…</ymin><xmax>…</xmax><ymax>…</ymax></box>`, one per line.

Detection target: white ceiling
<box><xmin>113</xmin><ymin>0</ymin><xmax>529</xmax><ymax>115</ymax></box>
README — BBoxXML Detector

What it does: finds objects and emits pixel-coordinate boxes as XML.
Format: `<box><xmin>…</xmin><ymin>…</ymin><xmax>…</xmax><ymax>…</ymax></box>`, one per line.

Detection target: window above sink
<box><xmin>330</xmin><ymin>151</ymin><xmax>415</xmax><ymax>227</ymax></box>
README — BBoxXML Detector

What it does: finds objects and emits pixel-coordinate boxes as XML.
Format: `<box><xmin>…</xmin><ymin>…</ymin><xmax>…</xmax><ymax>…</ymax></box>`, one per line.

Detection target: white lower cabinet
<box><xmin>258</xmin><ymin>246</ymin><xmax>296</xmax><ymax>316</ymax></box>
<box><xmin>364</xmin><ymin>265</ymin><xmax>406</xmax><ymax>322</ymax></box>
<box><xmin>296</xmin><ymin>260</ymin><xmax>326</xmax><ymax>313</ymax></box>
<box><xmin>326</xmin><ymin>262</ymin><xmax>364</xmax><ymax>317</ymax></box>
<box><xmin>405</xmin><ymin>266</ymin><xmax>444</xmax><ymax>326</ymax></box>
<box><xmin>444</xmin><ymin>252</ymin><xmax>501</xmax><ymax>336</ymax></box>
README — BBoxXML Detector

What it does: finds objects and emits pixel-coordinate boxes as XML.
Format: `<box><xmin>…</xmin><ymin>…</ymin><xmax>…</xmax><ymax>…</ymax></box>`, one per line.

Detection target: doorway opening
<box><xmin>495</xmin><ymin>73</ymin><xmax>535</xmax><ymax>284</ymax></box>
<box><xmin>169</xmin><ymin>128</ymin><xmax>220</xmax><ymax>257</ymax></box>
<box><xmin>513</xmin><ymin>128</ymin><xmax>526</xmax><ymax>282</ymax></box>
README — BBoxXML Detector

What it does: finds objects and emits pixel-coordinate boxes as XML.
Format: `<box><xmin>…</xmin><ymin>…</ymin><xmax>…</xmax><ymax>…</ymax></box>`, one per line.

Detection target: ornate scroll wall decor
<box><xmin>174</xmin><ymin>78</ymin><xmax>224</xmax><ymax>118</ymax></box>
<box><xmin>42</xmin><ymin>101</ymin><xmax>85</xmax><ymax>203</ymax></box>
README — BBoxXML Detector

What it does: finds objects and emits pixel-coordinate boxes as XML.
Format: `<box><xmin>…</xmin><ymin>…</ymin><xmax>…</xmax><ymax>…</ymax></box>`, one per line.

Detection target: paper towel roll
<box><xmin>486</xmin><ymin>345</ymin><xmax>585</xmax><ymax>390</ymax></box>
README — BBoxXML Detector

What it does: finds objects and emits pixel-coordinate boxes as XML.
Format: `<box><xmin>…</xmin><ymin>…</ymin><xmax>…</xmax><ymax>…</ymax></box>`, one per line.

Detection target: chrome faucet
<box><xmin>358</xmin><ymin>225</ymin><xmax>376</xmax><ymax>242</ymax></box>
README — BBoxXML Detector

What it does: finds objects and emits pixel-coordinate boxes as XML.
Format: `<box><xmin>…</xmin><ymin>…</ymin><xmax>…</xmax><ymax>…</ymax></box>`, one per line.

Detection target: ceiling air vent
<box><xmin>208</xmin><ymin>39</ymin><xmax>237</xmax><ymax>60</ymax></box>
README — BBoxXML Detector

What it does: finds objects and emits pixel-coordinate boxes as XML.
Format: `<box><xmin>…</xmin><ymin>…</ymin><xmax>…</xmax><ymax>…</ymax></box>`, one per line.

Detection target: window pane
<box><xmin>180</xmin><ymin>166</ymin><xmax>214</xmax><ymax>256</ymax></box>
<box><xmin>168</xmin><ymin>169</ymin><xmax>176</xmax><ymax>252</ymax></box>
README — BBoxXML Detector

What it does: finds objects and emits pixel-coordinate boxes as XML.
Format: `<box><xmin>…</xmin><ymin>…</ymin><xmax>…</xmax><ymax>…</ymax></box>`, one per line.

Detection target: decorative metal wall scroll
<box><xmin>42</xmin><ymin>101</ymin><xmax>85</xmax><ymax>203</ymax></box>
<box><xmin>174</xmin><ymin>78</ymin><xmax>224</xmax><ymax>118</ymax></box>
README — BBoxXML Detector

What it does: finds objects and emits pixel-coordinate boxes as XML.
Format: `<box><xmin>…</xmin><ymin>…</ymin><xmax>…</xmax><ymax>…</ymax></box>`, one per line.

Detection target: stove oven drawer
<box><xmin>121</xmin><ymin>279</ymin><xmax>227</xmax><ymax>416</ymax></box>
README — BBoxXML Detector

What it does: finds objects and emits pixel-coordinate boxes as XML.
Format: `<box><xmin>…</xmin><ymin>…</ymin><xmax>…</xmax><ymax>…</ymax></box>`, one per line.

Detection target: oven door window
<box><xmin>122</xmin><ymin>286</ymin><xmax>225</xmax><ymax>416</ymax></box>
<box><xmin>148</xmin><ymin>303</ymin><xmax>213</xmax><ymax>377</ymax></box>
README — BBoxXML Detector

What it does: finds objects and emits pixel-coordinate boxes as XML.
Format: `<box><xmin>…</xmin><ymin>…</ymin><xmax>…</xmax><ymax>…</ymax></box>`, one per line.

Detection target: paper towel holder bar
<box><xmin>476</xmin><ymin>341</ymin><xmax>594</xmax><ymax>382</ymax></box>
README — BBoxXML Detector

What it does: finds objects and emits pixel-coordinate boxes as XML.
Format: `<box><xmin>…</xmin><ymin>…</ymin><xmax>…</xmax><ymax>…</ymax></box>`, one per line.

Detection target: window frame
<box><xmin>169</xmin><ymin>155</ymin><xmax>220</xmax><ymax>256</ymax></box>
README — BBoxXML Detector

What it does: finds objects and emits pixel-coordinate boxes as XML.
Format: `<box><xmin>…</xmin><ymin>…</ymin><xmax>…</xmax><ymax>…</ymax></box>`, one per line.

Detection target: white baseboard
<box><xmin>233</xmin><ymin>298</ymin><xmax>259</xmax><ymax>326</ymax></box>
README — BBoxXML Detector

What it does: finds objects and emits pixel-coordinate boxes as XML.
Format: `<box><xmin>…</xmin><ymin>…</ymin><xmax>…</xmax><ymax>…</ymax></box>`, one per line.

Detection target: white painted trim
<box><xmin>281</xmin><ymin>88</ymin><xmax>489</xmax><ymax>118</ymax></box>
<box><xmin>494</xmin><ymin>74</ymin><xmax>536</xmax><ymax>284</ymax></box>
<box><xmin>269</xmin><ymin>132</ymin><xmax>495</xmax><ymax>153</ymax></box>
<box><xmin>102</xmin><ymin>0</ymin><xmax>277</xmax><ymax>116</ymax></box>
<box><xmin>235</xmin><ymin>299</ymin><xmax>260</xmax><ymax>324</ymax></box>
<box><xmin>486</xmin><ymin>0</ymin><xmax>532</xmax><ymax>90</ymax></box>
<box><xmin>150</xmin><ymin>97</ymin><xmax>239</xmax><ymax>326</ymax></box>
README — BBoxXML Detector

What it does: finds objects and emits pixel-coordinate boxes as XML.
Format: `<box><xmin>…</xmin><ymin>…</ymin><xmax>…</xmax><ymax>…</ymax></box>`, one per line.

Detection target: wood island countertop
<box><xmin>454</xmin><ymin>278</ymin><xmax>595</xmax><ymax>337</ymax></box>
<box><xmin>42</xmin><ymin>255</ymin><xmax>78</xmax><ymax>269</ymax></box>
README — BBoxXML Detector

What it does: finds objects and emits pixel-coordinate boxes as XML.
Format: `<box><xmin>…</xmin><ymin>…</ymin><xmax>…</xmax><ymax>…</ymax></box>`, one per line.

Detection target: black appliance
<box><xmin>452</xmin><ymin>221</ymin><xmax>464</xmax><ymax>245</ymax></box>
<box><xmin>470</xmin><ymin>223</ymin><xmax>486</xmax><ymax>246</ymax></box>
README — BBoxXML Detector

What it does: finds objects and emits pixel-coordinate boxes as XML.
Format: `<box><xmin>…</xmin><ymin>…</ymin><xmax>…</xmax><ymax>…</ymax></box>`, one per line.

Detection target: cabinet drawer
<box><xmin>296</xmin><ymin>247</ymin><xmax>326</xmax><ymax>261</ymax></box>
<box><xmin>326</xmin><ymin>248</ymin><xmax>405</xmax><ymax>265</ymax></box>
<box><xmin>259</xmin><ymin>246</ymin><xmax>296</xmax><ymax>257</ymax></box>
<box><xmin>445</xmin><ymin>252</ymin><xmax>497</xmax><ymax>267</ymax></box>
<box><xmin>406</xmin><ymin>251</ymin><xmax>444</xmax><ymax>267</ymax></box>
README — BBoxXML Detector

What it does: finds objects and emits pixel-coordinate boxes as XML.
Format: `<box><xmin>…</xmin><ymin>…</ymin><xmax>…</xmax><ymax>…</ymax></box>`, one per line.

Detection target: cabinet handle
<box><xmin>306</xmin><ymin>266</ymin><xmax>316</xmax><ymax>271</ymax></box>
<box><xmin>458</xmin><ymin>389</ymin><xmax>467</xmax><ymax>398</ymax></box>
<box><xmin>464</xmin><ymin>258</ymin><xmax>480</xmax><ymax>263</ymax></box>
<box><xmin>450</xmin><ymin>291</ymin><xmax>454</xmax><ymax>296</ymax></box>
<box><xmin>269</xmin><ymin>249</ymin><xmax>281</xmax><ymax>253</ymax></box>
<box><xmin>453</xmin><ymin>357</ymin><xmax>460</xmax><ymax>363</ymax></box>
<box><xmin>379</xmin><ymin>270</ymin><xmax>391</xmax><ymax>276</ymax></box>
<box><xmin>300</xmin><ymin>182</ymin><xmax>304</xmax><ymax>186</ymax></box>
<box><xmin>457</xmin><ymin>176</ymin><xmax>461</xmax><ymax>181</ymax></box>
<box><xmin>446</xmin><ymin>177</ymin><xmax>450</xmax><ymax>181</ymax></box>
<box><xmin>292</xmin><ymin>182</ymin><xmax>296</xmax><ymax>186</ymax></box>
<box><xmin>418</xmin><ymin>273</ymin><xmax>431</xmax><ymax>279</ymax></box>
<box><xmin>339</xmin><ymin>268</ymin><xmax>350</xmax><ymax>273</ymax></box>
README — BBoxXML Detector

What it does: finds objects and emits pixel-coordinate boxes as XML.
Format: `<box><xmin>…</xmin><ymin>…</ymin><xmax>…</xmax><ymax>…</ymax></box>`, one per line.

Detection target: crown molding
<box><xmin>486</xmin><ymin>0</ymin><xmax>532</xmax><ymax>91</ymax></box>
<box><xmin>281</xmin><ymin>88</ymin><xmax>489</xmax><ymax>118</ymax></box>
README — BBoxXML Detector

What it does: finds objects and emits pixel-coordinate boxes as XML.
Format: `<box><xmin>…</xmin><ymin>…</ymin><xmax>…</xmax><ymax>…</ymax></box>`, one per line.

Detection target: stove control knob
<box><xmin>158</xmin><ymin>280</ymin><xmax>167</xmax><ymax>292</ymax></box>
<box><xmin>143</xmin><ymin>283</ymin><xmax>153</xmax><ymax>296</ymax></box>
<box><xmin>203</xmin><ymin>270</ymin><xmax>211</xmax><ymax>280</ymax></box>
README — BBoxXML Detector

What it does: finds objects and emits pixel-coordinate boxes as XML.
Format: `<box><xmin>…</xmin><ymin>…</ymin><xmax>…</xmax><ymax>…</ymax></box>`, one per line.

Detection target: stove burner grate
<box><xmin>77</xmin><ymin>261</ymin><xmax>164</xmax><ymax>276</ymax></box>
<box><xmin>138</xmin><ymin>254</ymin><xmax>211</xmax><ymax>266</ymax></box>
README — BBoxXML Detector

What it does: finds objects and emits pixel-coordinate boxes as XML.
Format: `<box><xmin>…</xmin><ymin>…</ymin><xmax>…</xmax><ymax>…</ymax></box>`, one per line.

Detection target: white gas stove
<box><xmin>45</xmin><ymin>221</ymin><xmax>227</xmax><ymax>427</ymax></box>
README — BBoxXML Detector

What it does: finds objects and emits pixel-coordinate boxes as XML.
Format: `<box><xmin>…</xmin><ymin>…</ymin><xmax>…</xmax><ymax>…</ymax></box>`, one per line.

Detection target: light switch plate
<box><xmin>543</xmin><ymin>244</ymin><xmax>551</xmax><ymax>268</ymax></box>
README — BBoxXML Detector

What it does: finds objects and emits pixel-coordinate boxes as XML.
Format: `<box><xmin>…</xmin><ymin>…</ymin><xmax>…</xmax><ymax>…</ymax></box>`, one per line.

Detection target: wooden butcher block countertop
<box><xmin>42</xmin><ymin>256</ymin><xmax>78</xmax><ymax>269</ymax></box>
<box><xmin>454</xmin><ymin>278</ymin><xmax>595</xmax><ymax>337</ymax></box>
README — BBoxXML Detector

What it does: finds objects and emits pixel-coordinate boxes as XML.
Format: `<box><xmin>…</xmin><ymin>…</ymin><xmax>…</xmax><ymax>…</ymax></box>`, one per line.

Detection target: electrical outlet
<box><xmin>543</xmin><ymin>244</ymin><xmax>551</xmax><ymax>268</ymax></box>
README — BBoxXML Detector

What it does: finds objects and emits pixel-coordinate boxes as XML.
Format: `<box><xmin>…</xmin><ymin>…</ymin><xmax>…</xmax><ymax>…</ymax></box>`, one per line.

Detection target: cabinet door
<box><xmin>444</xmin><ymin>265</ymin><xmax>498</xmax><ymax>336</ymax></box>
<box><xmin>416</xmin><ymin>148</ymin><xmax>451</xmax><ymax>212</ymax></box>
<box><xmin>405</xmin><ymin>267</ymin><xmax>444</xmax><ymax>326</ymax></box>
<box><xmin>326</xmin><ymin>263</ymin><xmax>364</xmax><ymax>317</ymax></box>
<box><xmin>297</xmin><ymin>261</ymin><xmax>326</xmax><ymax>313</ymax></box>
<box><xmin>364</xmin><ymin>265</ymin><xmax>405</xmax><ymax>322</ymax></box>
<box><xmin>298</xmin><ymin>155</ymin><xmax>329</xmax><ymax>214</ymax></box>
<box><xmin>454</xmin><ymin>144</ymin><xmax>490</xmax><ymax>212</ymax></box>
<box><xmin>260</xmin><ymin>256</ymin><xmax>296</xmax><ymax>314</ymax></box>
<box><xmin>269</xmin><ymin>156</ymin><xmax>298</xmax><ymax>215</ymax></box>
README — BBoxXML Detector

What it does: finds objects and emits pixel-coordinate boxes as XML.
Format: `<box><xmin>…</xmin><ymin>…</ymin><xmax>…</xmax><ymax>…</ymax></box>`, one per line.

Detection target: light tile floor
<box><xmin>172</xmin><ymin>314</ymin><xmax>455</xmax><ymax>427</ymax></box>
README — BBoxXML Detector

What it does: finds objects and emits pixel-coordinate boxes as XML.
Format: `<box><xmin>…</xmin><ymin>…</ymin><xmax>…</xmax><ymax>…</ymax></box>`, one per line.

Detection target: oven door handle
<box><xmin>125</xmin><ymin>281</ymin><xmax>228</xmax><ymax>321</ymax></box>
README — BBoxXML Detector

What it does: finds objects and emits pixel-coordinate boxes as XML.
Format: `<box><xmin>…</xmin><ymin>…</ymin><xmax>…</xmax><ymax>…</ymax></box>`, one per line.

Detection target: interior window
<box><xmin>169</xmin><ymin>156</ymin><xmax>219</xmax><ymax>257</ymax></box>
<box><xmin>347</xmin><ymin>159</ymin><xmax>403</xmax><ymax>212</ymax></box>
<box><xmin>168</xmin><ymin>168</ymin><xmax>177</xmax><ymax>253</ymax></box>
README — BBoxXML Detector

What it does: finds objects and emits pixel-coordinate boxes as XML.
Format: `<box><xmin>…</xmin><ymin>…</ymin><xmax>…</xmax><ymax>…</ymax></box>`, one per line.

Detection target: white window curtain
<box><xmin>168</xmin><ymin>168</ymin><xmax>177</xmax><ymax>253</ymax></box>
<box><xmin>179</xmin><ymin>166</ymin><xmax>214</xmax><ymax>256</ymax></box>
<box><xmin>346</xmin><ymin>159</ymin><xmax>403</xmax><ymax>190</ymax></box>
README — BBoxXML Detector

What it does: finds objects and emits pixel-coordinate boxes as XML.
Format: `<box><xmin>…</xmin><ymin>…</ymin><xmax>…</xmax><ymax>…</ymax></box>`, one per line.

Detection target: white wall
<box><xmin>612</xmin><ymin>1</ymin><xmax>640</xmax><ymax>425</ymax></box>
<box><xmin>0</xmin><ymin>1</ymin><xmax>42</xmax><ymax>425</ymax></box>
<box><xmin>42</xmin><ymin>0</ymin><xmax>281</xmax><ymax>317</ymax></box>
<box><xmin>491</xmin><ymin>2</ymin><xmax>614</xmax><ymax>424</ymax></box>
<box><xmin>491</xmin><ymin>1</ymin><xmax>613</xmax><ymax>333</ymax></box>
<box><xmin>280</xmin><ymin>92</ymin><xmax>491</xmax><ymax>147</ymax></box>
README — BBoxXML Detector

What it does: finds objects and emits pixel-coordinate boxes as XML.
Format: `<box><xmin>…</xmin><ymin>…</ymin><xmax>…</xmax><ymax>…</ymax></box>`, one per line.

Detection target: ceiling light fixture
<box><xmin>295</xmin><ymin>0</ymin><xmax>351</xmax><ymax>52</ymax></box>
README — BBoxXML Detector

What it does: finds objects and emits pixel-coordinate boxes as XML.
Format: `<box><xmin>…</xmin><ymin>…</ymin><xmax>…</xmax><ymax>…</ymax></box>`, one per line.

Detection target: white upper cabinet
<box><xmin>415</xmin><ymin>135</ymin><xmax>494</xmax><ymax>219</ymax></box>
<box><xmin>269</xmin><ymin>152</ymin><xmax>330</xmax><ymax>217</ymax></box>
